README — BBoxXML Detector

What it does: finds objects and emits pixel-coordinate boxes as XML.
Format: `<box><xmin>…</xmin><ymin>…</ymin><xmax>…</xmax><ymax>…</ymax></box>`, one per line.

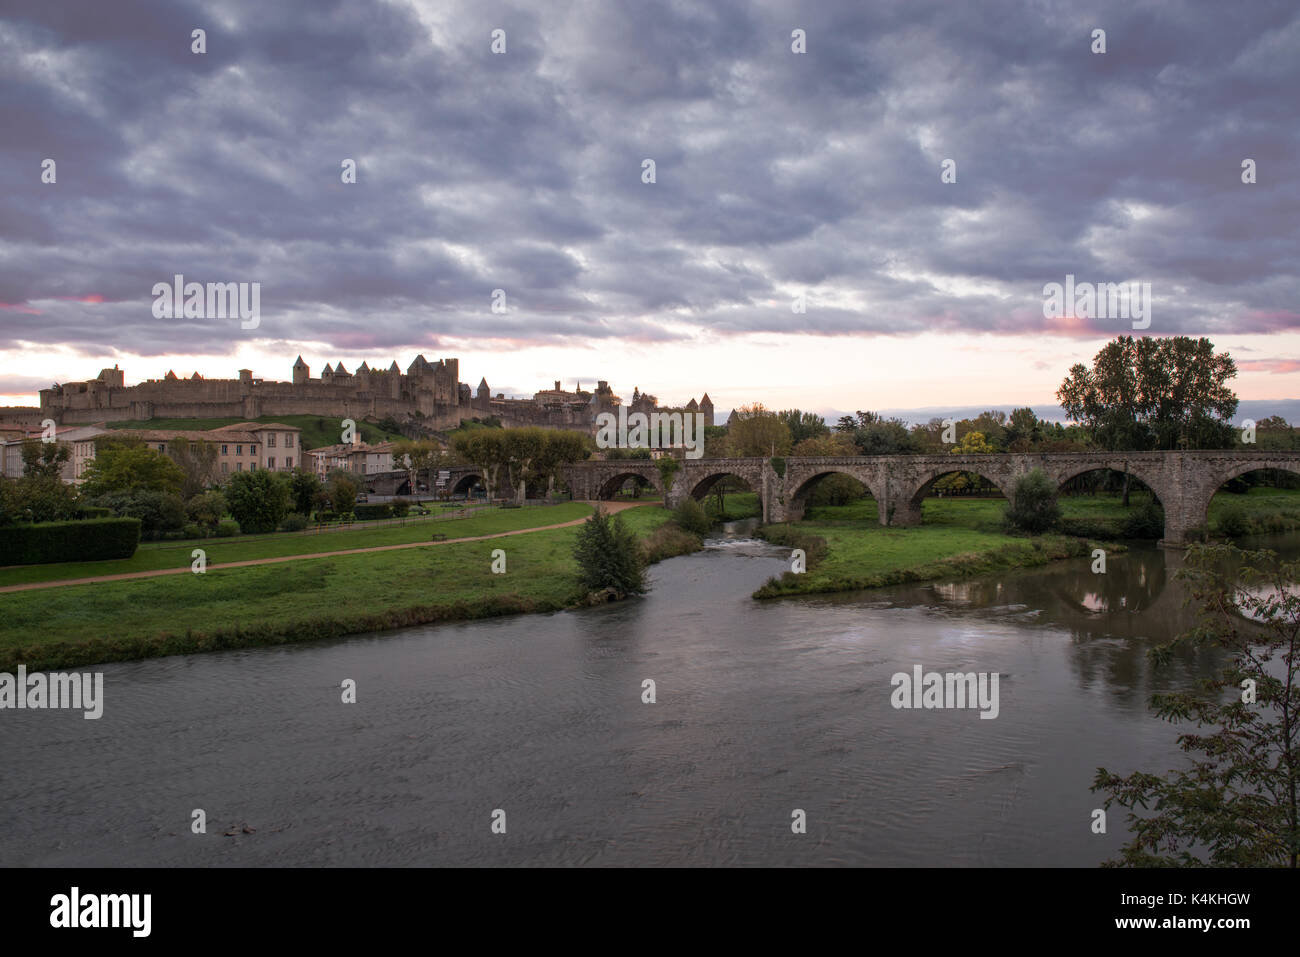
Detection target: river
<box><xmin>2</xmin><ymin>525</ymin><xmax>1294</xmax><ymax>867</ymax></box>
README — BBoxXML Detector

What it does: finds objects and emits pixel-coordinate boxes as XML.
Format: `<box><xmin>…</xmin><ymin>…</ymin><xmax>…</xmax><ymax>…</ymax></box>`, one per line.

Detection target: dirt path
<box><xmin>0</xmin><ymin>501</ymin><xmax>651</xmax><ymax>594</ymax></box>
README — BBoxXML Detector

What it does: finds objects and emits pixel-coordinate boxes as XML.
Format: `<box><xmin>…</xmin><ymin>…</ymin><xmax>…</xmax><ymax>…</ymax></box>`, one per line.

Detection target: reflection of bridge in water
<box><xmin>561</xmin><ymin>450</ymin><xmax>1300</xmax><ymax>544</ymax></box>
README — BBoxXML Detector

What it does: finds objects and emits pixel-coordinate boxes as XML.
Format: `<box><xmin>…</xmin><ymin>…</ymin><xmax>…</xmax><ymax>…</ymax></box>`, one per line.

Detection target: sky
<box><xmin>2</xmin><ymin>0</ymin><xmax>1298</xmax><ymax>423</ymax></box>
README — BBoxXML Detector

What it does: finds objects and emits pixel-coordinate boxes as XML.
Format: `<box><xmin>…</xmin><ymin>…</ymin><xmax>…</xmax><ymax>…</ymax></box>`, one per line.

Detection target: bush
<box><xmin>1216</xmin><ymin>503</ymin><xmax>1249</xmax><ymax>538</ymax></box>
<box><xmin>315</xmin><ymin>511</ymin><xmax>339</xmax><ymax>524</ymax></box>
<box><xmin>14</xmin><ymin>475</ymin><xmax>80</xmax><ymax>523</ymax></box>
<box><xmin>390</xmin><ymin>498</ymin><xmax>411</xmax><ymax>518</ymax></box>
<box><xmin>280</xmin><ymin>513</ymin><xmax>309</xmax><ymax>532</ymax></box>
<box><xmin>1120</xmin><ymin>501</ymin><xmax>1165</xmax><ymax>539</ymax></box>
<box><xmin>77</xmin><ymin>505</ymin><xmax>113</xmax><ymax>519</ymax></box>
<box><xmin>671</xmin><ymin>497</ymin><xmax>712</xmax><ymax>536</ymax></box>
<box><xmin>641</xmin><ymin>522</ymin><xmax>703</xmax><ymax>563</ymax></box>
<box><xmin>182</xmin><ymin>523</ymin><xmax>206</xmax><ymax>539</ymax></box>
<box><xmin>185</xmin><ymin>489</ymin><xmax>227</xmax><ymax>530</ymax></box>
<box><xmin>354</xmin><ymin>503</ymin><xmax>393</xmax><ymax>521</ymax></box>
<box><xmin>572</xmin><ymin>508</ymin><xmax>647</xmax><ymax>596</ymax></box>
<box><xmin>755</xmin><ymin>524</ymin><xmax>829</xmax><ymax>568</ymax></box>
<box><xmin>1003</xmin><ymin>468</ymin><xmax>1061</xmax><ymax>534</ymax></box>
<box><xmin>0</xmin><ymin>517</ymin><xmax>141</xmax><ymax>565</ymax></box>
<box><xmin>90</xmin><ymin>489</ymin><xmax>186</xmax><ymax>540</ymax></box>
<box><xmin>214</xmin><ymin>519</ymin><xmax>240</xmax><ymax>537</ymax></box>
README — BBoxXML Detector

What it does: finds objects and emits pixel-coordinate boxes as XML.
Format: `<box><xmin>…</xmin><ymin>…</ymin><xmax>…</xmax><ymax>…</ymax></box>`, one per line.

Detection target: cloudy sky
<box><xmin>2</xmin><ymin>0</ymin><xmax>1298</xmax><ymax>421</ymax></box>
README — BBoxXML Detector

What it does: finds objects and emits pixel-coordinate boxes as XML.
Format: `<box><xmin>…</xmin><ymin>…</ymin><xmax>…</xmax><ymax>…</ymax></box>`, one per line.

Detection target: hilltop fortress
<box><xmin>9</xmin><ymin>357</ymin><xmax>714</xmax><ymax>435</ymax></box>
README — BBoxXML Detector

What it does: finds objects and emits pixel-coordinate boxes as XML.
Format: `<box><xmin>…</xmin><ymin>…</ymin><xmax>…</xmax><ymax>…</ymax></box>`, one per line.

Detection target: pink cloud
<box><xmin>1238</xmin><ymin>358</ymin><xmax>1300</xmax><ymax>374</ymax></box>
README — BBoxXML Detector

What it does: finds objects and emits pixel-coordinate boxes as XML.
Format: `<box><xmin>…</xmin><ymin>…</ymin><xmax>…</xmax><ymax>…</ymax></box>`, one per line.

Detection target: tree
<box><xmin>777</xmin><ymin>409</ymin><xmax>829</xmax><ymax>444</ymax></box>
<box><xmin>534</xmin><ymin>430</ymin><xmax>589</xmax><ymax>496</ymax></box>
<box><xmin>80</xmin><ymin>440</ymin><xmax>185</xmax><ymax>497</ymax></box>
<box><xmin>185</xmin><ymin>489</ymin><xmax>227</xmax><ymax>530</ymax></box>
<box><xmin>572</xmin><ymin>507</ymin><xmax>647</xmax><ymax>596</ymax></box>
<box><xmin>454</xmin><ymin>428</ymin><xmax>508</xmax><ymax>500</ymax></box>
<box><xmin>1057</xmin><ymin>336</ymin><xmax>1238</xmax><ymax>451</ymax></box>
<box><xmin>1005</xmin><ymin>407</ymin><xmax>1044</xmax><ymax>450</ymax></box>
<box><xmin>954</xmin><ymin>430</ymin><xmax>995</xmax><ymax>454</ymax></box>
<box><xmin>224</xmin><ymin>469</ymin><xmax>291</xmax><ymax>533</ymax></box>
<box><xmin>21</xmin><ymin>439</ymin><xmax>70</xmax><ymax>480</ymax></box>
<box><xmin>501</xmin><ymin>427</ymin><xmax>548</xmax><ymax>503</ymax></box>
<box><xmin>167</xmin><ymin>438</ymin><xmax>219</xmax><ymax>499</ymax></box>
<box><xmin>327</xmin><ymin>474</ymin><xmax>358</xmax><ymax>516</ymax></box>
<box><xmin>392</xmin><ymin>439</ymin><xmax>451</xmax><ymax>494</ymax></box>
<box><xmin>727</xmin><ymin>403</ymin><xmax>791</xmax><ymax>457</ymax></box>
<box><xmin>1093</xmin><ymin>543</ymin><xmax>1300</xmax><ymax>867</ymax></box>
<box><xmin>14</xmin><ymin>475</ymin><xmax>78</xmax><ymax>523</ymax></box>
<box><xmin>791</xmin><ymin>433</ymin><xmax>857</xmax><ymax>457</ymax></box>
<box><xmin>1003</xmin><ymin>468</ymin><xmax>1061</xmax><ymax>534</ymax></box>
<box><xmin>287</xmin><ymin>469</ymin><xmax>322</xmax><ymax>516</ymax></box>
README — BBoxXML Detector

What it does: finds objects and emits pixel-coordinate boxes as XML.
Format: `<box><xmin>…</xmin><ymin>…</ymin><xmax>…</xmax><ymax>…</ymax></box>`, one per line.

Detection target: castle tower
<box><xmin>699</xmin><ymin>393</ymin><xmax>714</xmax><ymax>427</ymax></box>
<box><xmin>293</xmin><ymin>355</ymin><xmax>309</xmax><ymax>385</ymax></box>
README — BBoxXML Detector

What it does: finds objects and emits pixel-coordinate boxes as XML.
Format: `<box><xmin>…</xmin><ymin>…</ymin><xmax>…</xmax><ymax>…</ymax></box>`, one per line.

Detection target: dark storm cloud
<box><xmin>0</xmin><ymin>0</ymin><xmax>1297</xmax><ymax>360</ymax></box>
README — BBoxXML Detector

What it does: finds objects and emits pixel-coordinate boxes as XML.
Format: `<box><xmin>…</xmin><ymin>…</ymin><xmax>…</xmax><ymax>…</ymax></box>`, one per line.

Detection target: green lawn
<box><xmin>0</xmin><ymin>523</ymin><xmax>583</xmax><ymax>670</ymax></box>
<box><xmin>0</xmin><ymin>503</ymin><xmax>672</xmax><ymax>670</ymax></box>
<box><xmin>0</xmin><ymin>503</ymin><xmax>593</xmax><ymax>586</ymax></box>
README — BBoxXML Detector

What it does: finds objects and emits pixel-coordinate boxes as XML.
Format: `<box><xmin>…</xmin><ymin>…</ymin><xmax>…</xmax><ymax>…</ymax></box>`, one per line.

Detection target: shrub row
<box><xmin>0</xmin><ymin>517</ymin><xmax>142</xmax><ymax>566</ymax></box>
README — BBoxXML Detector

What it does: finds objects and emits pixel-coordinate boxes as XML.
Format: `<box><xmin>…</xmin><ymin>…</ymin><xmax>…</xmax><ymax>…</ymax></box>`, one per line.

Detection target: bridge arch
<box><xmin>450</xmin><ymin>472</ymin><xmax>485</xmax><ymax>496</ymax></box>
<box><xmin>596</xmin><ymin>470</ymin><xmax>663</xmax><ymax>500</ymax></box>
<box><xmin>1198</xmin><ymin>460</ymin><xmax>1300</xmax><ymax>539</ymax></box>
<box><xmin>784</xmin><ymin>469</ymin><xmax>883</xmax><ymax>523</ymax></box>
<box><xmin>894</xmin><ymin>465</ymin><xmax>1012</xmax><ymax>526</ymax></box>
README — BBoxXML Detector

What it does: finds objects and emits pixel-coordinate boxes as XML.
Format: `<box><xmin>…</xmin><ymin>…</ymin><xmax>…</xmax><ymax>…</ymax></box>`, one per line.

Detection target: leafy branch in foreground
<box><xmin>1092</xmin><ymin>543</ymin><xmax>1300</xmax><ymax>867</ymax></box>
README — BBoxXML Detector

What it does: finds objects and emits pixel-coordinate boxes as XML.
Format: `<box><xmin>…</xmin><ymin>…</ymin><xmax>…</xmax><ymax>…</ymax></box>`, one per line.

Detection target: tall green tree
<box><xmin>727</xmin><ymin>403</ymin><xmax>791</xmax><ymax>457</ymax></box>
<box><xmin>776</xmin><ymin>410</ymin><xmax>830</xmax><ymax>445</ymax></box>
<box><xmin>21</xmin><ymin>439</ymin><xmax>70</xmax><ymax>480</ymax></box>
<box><xmin>454</xmin><ymin>428</ymin><xmax>508</xmax><ymax>499</ymax></box>
<box><xmin>572</xmin><ymin>507</ymin><xmax>647</xmax><ymax>596</ymax></box>
<box><xmin>287</xmin><ymin>468</ymin><xmax>323</xmax><ymax>516</ymax></box>
<box><xmin>167</xmin><ymin>437</ymin><xmax>219</xmax><ymax>499</ymax></box>
<box><xmin>1057</xmin><ymin>336</ymin><xmax>1238</xmax><ymax>451</ymax></box>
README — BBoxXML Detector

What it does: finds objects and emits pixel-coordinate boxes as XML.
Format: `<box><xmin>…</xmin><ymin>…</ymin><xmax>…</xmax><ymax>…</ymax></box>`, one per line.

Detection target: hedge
<box><xmin>0</xmin><ymin>517</ymin><xmax>142</xmax><ymax>566</ymax></box>
<box><xmin>353</xmin><ymin>503</ymin><xmax>393</xmax><ymax>521</ymax></box>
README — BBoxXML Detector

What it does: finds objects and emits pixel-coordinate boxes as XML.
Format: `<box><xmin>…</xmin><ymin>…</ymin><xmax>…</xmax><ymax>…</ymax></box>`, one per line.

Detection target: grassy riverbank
<box><xmin>0</xmin><ymin>503</ymin><xmax>682</xmax><ymax>671</ymax></box>
<box><xmin>753</xmin><ymin>487</ymin><xmax>1300</xmax><ymax>599</ymax></box>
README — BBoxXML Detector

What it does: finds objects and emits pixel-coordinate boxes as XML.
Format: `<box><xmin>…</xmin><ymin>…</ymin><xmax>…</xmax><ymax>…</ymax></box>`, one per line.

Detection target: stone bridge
<box><xmin>561</xmin><ymin>451</ymin><xmax>1300</xmax><ymax>544</ymax></box>
<box><xmin>365</xmin><ymin>465</ymin><xmax>499</xmax><ymax>498</ymax></box>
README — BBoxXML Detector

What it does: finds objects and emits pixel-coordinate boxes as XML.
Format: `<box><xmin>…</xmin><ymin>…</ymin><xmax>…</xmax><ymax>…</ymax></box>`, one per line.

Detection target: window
<box><xmin>221</xmin><ymin>444</ymin><xmax>228</xmax><ymax>455</ymax></box>
<box><xmin>251</xmin><ymin>445</ymin><xmax>257</xmax><ymax>456</ymax></box>
<box><xmin>236</xmin><ymin>462</ymin><xmax>243</xmax><ymax>471</ymax></box>
<box><xmin>158</xmin><ymin>444</ymin><xmax>165</xmax><ymax>452</ymax></box>
<box><xmin>286</xmin><ymin>434</ymin><xmax>295</xmax><ymax>447</ymax></box>
<box><xmin>236</xmin><ymin>445</ymin><xmax>243</xmax><ymax>456</ymax></box>
<box><xmin>286</xmin><ymin>456</ymin><xmax>293</xmax><ymax>468</ymax></box>
<box><xmin>267</xmin><ymin>434</ymin><xmax>276</xmax><ymax>447</ymax></box>
<box><xmin>268</xmin><ymin>457</ymin><xmax>276</xmax><ymax>469</ymax></box>
<box><xmin>221</xmin><ymin>462</ymin><xmax>228</xmax><ymax>474</ymax></box>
